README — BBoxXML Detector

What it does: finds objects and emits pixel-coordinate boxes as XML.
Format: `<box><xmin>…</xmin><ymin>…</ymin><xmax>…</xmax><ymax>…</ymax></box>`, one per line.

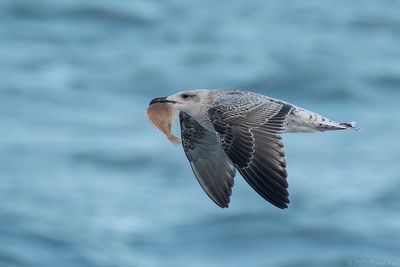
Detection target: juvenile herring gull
<box><xmin>148</xmin><ymin>89</ymin><xmax>358</xmax><ymax>209</ymax></box>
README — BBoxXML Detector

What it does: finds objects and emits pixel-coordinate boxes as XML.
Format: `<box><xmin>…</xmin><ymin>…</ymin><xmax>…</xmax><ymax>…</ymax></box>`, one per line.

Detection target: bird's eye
<box><xmin>181</xmin><ymin>93</ymin><xmax>190</xmax><ymax>99</ymax></box>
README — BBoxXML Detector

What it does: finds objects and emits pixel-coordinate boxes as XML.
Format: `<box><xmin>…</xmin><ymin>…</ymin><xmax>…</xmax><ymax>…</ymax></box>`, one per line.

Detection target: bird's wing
<box><xmin>208</xmin><ymin>93</ymin><xmax>294</xmax><ymax>209</ymax></box>
<box><xmin>179</xmin><ymin>112</ymin><xmax>237</xmax><ymax>208</ymax></box>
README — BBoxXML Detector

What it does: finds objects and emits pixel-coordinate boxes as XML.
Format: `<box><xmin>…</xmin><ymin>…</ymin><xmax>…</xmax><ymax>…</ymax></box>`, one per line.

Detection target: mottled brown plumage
<box><xmin>148</xmin><ymin>89</ymin><xmax>358</xmax><ymax>209</ymax></box>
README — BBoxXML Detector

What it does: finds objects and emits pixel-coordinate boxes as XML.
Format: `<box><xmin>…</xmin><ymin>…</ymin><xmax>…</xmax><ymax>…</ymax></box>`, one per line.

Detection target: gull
<box><xmin>149</xmin><ymin>89</ymin><xmax>358</xmax><ymax>209</ymax></box>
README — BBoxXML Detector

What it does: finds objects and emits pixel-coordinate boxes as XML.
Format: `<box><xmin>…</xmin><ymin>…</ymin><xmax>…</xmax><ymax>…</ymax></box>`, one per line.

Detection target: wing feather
<box><xmin>179</xmin><ymin>112</ymin><xmax>236</xmax><ymax>208</ymax></box>
<box><xmin>208</xmin><ymin>92</ymin><xmax>293</xmax><ymax>209</ymax></box>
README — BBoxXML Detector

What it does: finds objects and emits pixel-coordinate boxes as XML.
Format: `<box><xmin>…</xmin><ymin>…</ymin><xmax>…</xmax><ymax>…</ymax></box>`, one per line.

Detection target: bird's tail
<box><xmin>339</xmin><ymin>121</ymin><xmax>360</xmax><ymax>131</ymax></box>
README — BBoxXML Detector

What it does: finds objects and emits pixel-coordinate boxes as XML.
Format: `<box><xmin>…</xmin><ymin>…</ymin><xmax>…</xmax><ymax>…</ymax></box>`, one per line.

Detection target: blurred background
<box><xmin>1</xmin><ymin>0</ymin><xmax>399</xmax><ymax>266</ymax></box>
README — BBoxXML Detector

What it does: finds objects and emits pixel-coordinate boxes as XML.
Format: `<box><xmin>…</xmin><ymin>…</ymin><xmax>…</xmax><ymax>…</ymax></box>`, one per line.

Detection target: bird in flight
<box><xmin>147</xmin><ymin>89</ymin><xmax>358</xmax><ymax>209</ymax></box>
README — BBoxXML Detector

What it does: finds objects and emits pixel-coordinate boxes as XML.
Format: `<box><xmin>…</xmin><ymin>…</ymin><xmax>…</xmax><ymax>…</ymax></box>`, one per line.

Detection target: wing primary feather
<box><xmin>208</xmin><ymin>95</ymin><xmax>293</xmax><ymax>209</ymax></box>
<box><xmin>179</xmin><ymin>112</ymin><xmax>236</xmax><ymax>208</ymax></box>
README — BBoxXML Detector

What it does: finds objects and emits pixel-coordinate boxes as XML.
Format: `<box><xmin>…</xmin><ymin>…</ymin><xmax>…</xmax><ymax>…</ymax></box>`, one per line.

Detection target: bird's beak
<box><xmin>149</xmin><ymin>97</ymin><xmax>176</xmax><ymax>105</ymax></box>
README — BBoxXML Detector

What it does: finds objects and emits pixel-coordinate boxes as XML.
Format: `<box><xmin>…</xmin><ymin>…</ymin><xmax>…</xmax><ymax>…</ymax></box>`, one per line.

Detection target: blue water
<box><xmin>1</xmin><ymin>1</ymin><xmax>400</xmax><ymax>266</ymax></box>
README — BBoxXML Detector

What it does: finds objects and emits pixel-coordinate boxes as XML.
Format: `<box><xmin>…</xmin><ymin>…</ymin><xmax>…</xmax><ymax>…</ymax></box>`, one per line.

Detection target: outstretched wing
<box><xmin>179</xmin><ymin>112</ymin><xmax>237</xmax><ymax>208</ymax></box>
<box><xmin>208</xmin><ymin>92</ymin><xmax>293</xmax><ymax>209</ymax></box>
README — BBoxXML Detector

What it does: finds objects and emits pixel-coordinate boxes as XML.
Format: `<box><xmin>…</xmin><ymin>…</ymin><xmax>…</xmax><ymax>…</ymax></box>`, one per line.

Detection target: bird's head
<box><xmin>149</xmin><ymin>89</ymin><xmax>210</xmax><ymax>116</ymax></box>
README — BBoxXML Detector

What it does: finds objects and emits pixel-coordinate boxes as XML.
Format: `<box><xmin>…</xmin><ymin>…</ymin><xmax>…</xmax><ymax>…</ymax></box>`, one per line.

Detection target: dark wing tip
<box><xmin>238</xmin><ymin>168</ymin><xmax>290</xmax><ymax>209</ymax></box>
<box><xmin>216</xmin><ymin>201</ymin><xmax>230</xmax><ymax>209</ymax></box>
<box><xmin>275</xmin><ymin>199</ymin><xmax>289</xmax><ymax>209</ymax></box>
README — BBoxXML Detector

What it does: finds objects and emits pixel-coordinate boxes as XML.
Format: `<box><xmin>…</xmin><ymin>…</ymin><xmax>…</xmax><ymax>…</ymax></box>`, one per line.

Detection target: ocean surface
<box><xmin>1</xmin><ymin>1</ymin><xmax>400</xmax><ymax>266</ymax></box>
